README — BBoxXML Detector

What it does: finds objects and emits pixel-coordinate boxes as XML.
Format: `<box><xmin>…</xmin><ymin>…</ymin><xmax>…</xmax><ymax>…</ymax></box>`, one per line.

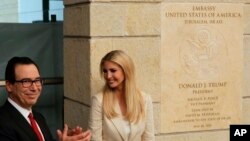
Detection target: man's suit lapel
<box><xmin>33</xmin><ymin>111</ymin><xmax>54</xmax><ymax>141</ymax></box>
<box><xmin>4</xmin><ymin>101</ymin><xmax>40</xmax><ymax>141</ymax></box>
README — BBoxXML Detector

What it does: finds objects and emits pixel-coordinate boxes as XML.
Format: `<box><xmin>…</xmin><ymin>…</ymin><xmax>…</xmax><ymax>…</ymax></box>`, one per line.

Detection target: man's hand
<box><xmin>57</xmin><ymin>124</ymin><xmax>91</xmax><ymax>141</ymax></box>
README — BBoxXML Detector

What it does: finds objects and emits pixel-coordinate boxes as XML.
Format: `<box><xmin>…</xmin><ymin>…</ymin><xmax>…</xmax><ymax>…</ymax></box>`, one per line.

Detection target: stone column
<box><xmin>63</xmin><ymin>0</ymin><xmax>160</xmax><ymax>133</ymax></box>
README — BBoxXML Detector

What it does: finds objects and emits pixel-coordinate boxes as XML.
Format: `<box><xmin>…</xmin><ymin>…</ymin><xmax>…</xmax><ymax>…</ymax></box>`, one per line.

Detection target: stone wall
<box><xmin>63</xmin><ymin>0</ymin><xmax>250</xmax><ymax>140</ymax></box>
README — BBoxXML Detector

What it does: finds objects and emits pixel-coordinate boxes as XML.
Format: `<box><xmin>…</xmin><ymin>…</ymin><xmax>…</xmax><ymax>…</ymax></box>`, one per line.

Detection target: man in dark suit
<box><xmin>0</xmin><ymin>57</ymin><xmax>91</xmax><ymax>141</ymax></box>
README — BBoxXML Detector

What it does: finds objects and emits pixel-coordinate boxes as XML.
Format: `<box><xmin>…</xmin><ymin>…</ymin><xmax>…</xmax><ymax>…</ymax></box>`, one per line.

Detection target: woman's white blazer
<box><xmin>89</xmin><ymin>92</ymin><xmax>155</xmax><ymax>141</ymax></box>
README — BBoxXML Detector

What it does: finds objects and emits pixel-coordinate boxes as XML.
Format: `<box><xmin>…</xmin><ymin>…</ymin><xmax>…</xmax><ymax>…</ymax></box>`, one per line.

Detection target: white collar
<box><xmin>8</xmin><ymin>97</ymin><xmax>31</xmax><ymax>123</ymax></box>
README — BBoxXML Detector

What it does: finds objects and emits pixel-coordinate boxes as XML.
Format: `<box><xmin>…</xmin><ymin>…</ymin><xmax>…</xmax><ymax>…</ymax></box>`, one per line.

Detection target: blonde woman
<box><xmin>89</xmin><ymin>50</ymin><xmax>155</xmax><ymax>141</ymax></box>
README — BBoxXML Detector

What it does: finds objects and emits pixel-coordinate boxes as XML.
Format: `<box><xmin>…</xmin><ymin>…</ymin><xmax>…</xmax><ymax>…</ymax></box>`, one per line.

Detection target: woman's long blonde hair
<box><xmin>100</xmin><ymin>50</ymin><xmax>145</xmax><ymax>123</ymax></box>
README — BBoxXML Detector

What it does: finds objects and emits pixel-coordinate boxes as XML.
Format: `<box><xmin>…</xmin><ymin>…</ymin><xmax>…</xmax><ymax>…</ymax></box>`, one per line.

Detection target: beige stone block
<box><xmin>90</xmin><ymin>3</ymin><xmax>160</xmax><ymax>36</ymax></box>
<box><xmin>161</xmin><ymin>3</ymin><xmax>243</xmax><ymax>133</ymax></box>
<box><xmin>64</xmin><ymin>3</ymin><xmax>160</xmax><ymax>36</ymax></box>
<box><xmin>162</xmin><ymin>0</ymin><xmax>246</xmax><ymax>2</ymax></box>
<box><xmin>64</xmin><ymin>38</ymin><xmax>91</xmax><ymax>105</ymax></box>
<box><xmin>64</xmin><ymin>99</ymin><xmax>90</xmax><ymax>129</ymax></box>
<box><xmin>90</xmin><ymin>3</ymin><xmax>125</xmax><ymax>36</ymax></box>
<box><xmin>122</xmin><ymin>3</ymin><xmax>160</xmax><ymax>36</ymax></box>
<box><xmin>64</xmin><ymin>5</ymin><xmax>90</xmax><ymax>36</ymax></box>
<box><xmin>89</xmin><ymin>37</ymin><xmax>160</xmax><ymax>102</ymax></box>
<box><xmin>153</xmin><ymin>103</ymin><xmax>160</xmax><ymax>134</ymax></box>
<box><xmin>243</xmin><ymin>61</ymin><xmax>250</xmax><ymax>97</ymax></box>
<box><xmin>244</xmin><ymin>36</ymin><xmax>250</xmax><ymax>97</ymax></box>
<box><xmin>156</xmin><ymin>130</ymin><xmax>229</xmax><ymax>141</ymax></box>
<box><xmin>242</xmin><ymin>98</ymin><xmax>250</xmax><ymax>124</ymax></box>
<box><xmin>244</xmin><ymin>4</ymin><xmax>250</xmax><ymax>34</ymax></box>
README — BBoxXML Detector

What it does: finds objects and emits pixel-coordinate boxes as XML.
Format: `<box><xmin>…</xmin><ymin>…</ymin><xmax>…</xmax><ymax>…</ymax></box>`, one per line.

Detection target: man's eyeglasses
<box><xmin>15</xmin><ymin>78</ymin><xmax>44</xmax><ymax>88</ymax></box>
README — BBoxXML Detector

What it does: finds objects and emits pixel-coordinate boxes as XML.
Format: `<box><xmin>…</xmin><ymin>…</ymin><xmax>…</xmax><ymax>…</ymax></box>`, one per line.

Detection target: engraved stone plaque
<box><xmin>161</xmin><ymin>3</ymin><xmax>243</xmax><ymax>133</ymax></box>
